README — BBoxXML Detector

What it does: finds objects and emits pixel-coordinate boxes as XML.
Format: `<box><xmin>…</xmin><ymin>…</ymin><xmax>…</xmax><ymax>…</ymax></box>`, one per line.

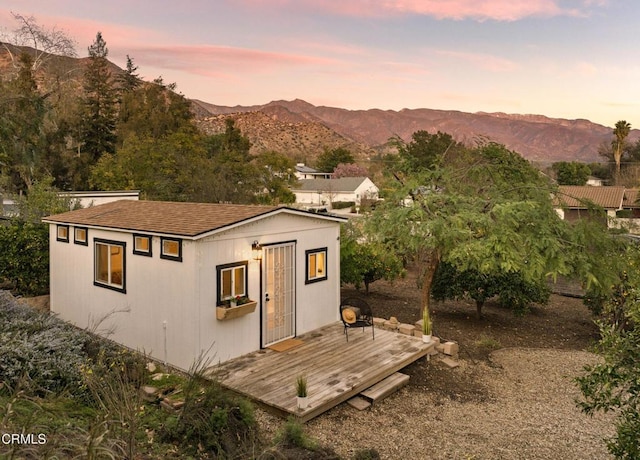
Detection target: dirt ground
<box><xmin>340</xmin><ymin>266</ymin><xmax>600</xmax><ymax>403</ymax></box>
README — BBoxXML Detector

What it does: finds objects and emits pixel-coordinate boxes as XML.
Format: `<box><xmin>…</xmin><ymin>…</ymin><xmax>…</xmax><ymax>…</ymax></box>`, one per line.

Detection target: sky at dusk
<box><xmin>1</xmin><ymin>1</ymin><xmax>639</xmax><ymax>128</ymax></box>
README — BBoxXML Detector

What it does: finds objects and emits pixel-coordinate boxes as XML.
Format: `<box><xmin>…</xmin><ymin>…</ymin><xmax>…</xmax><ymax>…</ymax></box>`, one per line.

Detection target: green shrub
<box><xmin>0</xmin><ymin>292</ymin><xmax>88</xmax><ymax>397</ymax></box>
<box><xmin>331</xmin><ymin>201</ymin><xmax>355</xmax><ymax>210</ymax></box>
<box><xmin>0</xmin><ymin>222</ymin><xmax>49</xmax><ymax>296</ymax></box>
<box><xmin>159</xmin><ymin>375</ymin><xmax>260</xmax><ymax>457</ymax></box>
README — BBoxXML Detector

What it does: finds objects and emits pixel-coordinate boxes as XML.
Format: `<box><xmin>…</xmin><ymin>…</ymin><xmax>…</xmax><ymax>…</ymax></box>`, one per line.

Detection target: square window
<box><xmin>94</xmin><ymin>239</ymin><xmax>126</xmax><ymax>293</ymax></box>
<box><xmin>74</xmin><ymin>227</ymin><xmax>88</xmax><ymax>246</ymax></box>
<box><xmin>216</xmin><ymin>261</ymin><xmax>248</xmax><ymax>305</ymax></box>
<box><xmin>306</xmin><ymin>248</ymin><xmax>327</xmax><ymax>284</ymax></box>
<box><xmin>56</xmin><ymin>225</ymin><xmax>69</xmax><ymax>243</ymax></box>
<box><xmin>133</xmin><ymin>234</ymin><xmax>152</xmax><ymax>257</ymax></box>
<box><xmin>160</xmin><ymin>237</ymin><xmax>182</xmax><ymax>262</ymax></box>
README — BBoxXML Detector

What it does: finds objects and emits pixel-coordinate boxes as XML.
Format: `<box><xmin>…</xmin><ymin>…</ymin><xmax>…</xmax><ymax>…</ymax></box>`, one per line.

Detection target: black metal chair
<box><xmin>339</xmin><ymin>297</ymin><xmax>375</xmax><ymax>342</ymax></box>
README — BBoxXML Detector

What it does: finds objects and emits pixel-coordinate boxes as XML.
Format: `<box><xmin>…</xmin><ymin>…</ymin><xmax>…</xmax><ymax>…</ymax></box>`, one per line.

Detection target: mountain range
<box><xmin>2</xmin><ymin>42</ymin><xmax>637</xmax><ymax>166</ymax></box>
<box><xmin>193</xmin><ymin>98</ymin><xmax>640</xmax><ymax>165</ymax></box>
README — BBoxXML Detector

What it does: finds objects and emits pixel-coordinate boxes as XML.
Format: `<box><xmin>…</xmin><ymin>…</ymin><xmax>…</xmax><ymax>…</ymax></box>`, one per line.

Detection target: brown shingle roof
<box><xmin>556</xmin><ymin>186</ymin><xmax>625</xmax><ymax>209</ymax></box>
<box><xmin>43</xmin><ymin>200</ymin><xmax>281</xmax><ymax>237</ymax></box>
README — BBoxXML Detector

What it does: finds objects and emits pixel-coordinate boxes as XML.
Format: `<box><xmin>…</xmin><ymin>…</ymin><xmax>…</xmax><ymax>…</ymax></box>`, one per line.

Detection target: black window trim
<box><xmin>56</xmin><ymin>224</ymin><xmax>69</xmax><ymax>243</ymax></box>
<box><xmin>93</xmin><ymin>238</ymin><xmax>127</xmax><ymax>294</ymax></box>
<box><xmin>133</xmin><ymin>233</ymin><xmax>153</xmax><ymax>257</ymax></box>
<box><xmin>216</xmin><ymin>260</ymin><xmax>249</xmax><ymax>305</ymax></box>
<box><xmin>73</xmin><ymin>226</ymin><xmax>88</xmax><ymax>246</ymax></box>
<box><xmin>160</xmin><ymin>237</ymin><xmax>182</xmax><ymax>262</ymax></box>
<box><xmin>305</xmin><ymin>247</ymin><xmax>328</xmax><ymax>284</ymax></box>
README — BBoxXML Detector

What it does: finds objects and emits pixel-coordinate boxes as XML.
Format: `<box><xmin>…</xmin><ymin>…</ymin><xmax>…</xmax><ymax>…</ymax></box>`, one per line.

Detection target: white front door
<box><xmin>262</xmin><ymin>242</ymin><xmax>296</xmax><ymax>347</ymax></box>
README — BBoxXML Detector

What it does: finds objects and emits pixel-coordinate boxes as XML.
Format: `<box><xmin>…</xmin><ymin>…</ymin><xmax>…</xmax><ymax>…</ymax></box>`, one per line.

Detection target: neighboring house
<box><xmin>43</xmin><ymin>200</ymin><xmax>346</xmax><ymax>370</ymax></box>
<box><xmin>556</xmin><ymin>185</ymin><xmax>637</xmax><ymax>225</ymax></box>
<box><xmin>1</xmin><ymin>196</ymin><xmax>18</xmax><ymax>218</ymax></box>
<box><xmin>294</xmin><ymin>163</ymin><xmax>331</xmax><ymax>180</ymax></box>
<box><xmin>586</xmin><ymin>176</ymin><xmax>605</xmax><ymax>187</ymax></box>
<box><xmin>58</xmin><ymin>190</ymin><xmax>140</xmax><ymax>209</ymax></box>
<box><xmin>292</xmin><ymin>177</ymin><xmax>379</xmax><ymax>208</ymax></box>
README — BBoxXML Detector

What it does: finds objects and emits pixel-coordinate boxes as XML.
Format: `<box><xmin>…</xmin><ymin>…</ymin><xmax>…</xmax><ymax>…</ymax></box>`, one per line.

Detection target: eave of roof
<box><xmin>42</xmin><ymin>200</ymin><xmax>346</xmax><ymax>239</ymax></box>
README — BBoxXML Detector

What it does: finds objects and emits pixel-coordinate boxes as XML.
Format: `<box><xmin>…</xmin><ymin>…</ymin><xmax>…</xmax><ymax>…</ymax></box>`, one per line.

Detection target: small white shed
<box><xmin>43</xmin><ymin>200</ymin><xmax>346</xmax><ymax>370</ymax></box>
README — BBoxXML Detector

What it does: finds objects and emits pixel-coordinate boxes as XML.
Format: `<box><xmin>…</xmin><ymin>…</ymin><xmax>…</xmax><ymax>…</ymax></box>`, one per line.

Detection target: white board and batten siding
<box><xmin>49</xmin><ymin>226</ymin><xmax>200</xmax><ymax>370</ymax></box>
<box><xmin>196</xmin><ymin>213</ymin><xmax>340</xmax><ymax>366</ymax></box>
<box><xmin>48</xmin><ymin>207</ymin><xmax>343</xmax><ymax>371</ymax></box>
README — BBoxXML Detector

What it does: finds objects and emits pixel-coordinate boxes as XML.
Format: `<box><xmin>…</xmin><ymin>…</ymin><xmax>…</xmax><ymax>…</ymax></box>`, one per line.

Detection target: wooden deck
<box><xmin>209</xmin><ymin>323</ymin><xmax>435</xmax><ymax>422</ymax></box>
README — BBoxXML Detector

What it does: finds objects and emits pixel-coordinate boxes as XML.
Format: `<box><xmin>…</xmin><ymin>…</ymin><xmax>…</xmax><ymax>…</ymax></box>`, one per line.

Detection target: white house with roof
<box><xmin>292</xmin><ymin>177</ymin><xmax>379</xmax><ymax>208</ymax></box>
<box><xmin>294</xmin><ymin>163</ymin><xmax>331</xmax><ymax>180</ymax></box>
<box><xmin>43</xmin><ymin>200</ymin><xmax>346</xmax><ymax>370</ymax></box>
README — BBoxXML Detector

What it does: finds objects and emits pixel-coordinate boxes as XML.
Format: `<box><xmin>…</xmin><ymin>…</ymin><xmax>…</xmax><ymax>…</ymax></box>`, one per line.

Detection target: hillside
<box><xmin>194</xmin><ymin>99</ymin><xmax>640</xmax><ymax>165</ymax></box>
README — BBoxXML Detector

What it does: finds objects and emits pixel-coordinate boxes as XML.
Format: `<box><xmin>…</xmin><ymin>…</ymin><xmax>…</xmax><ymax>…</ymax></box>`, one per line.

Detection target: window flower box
<box><xmin>216</xmin><ymin>300</ymin><xmax>257</xmax><ymax>321</ymax></box>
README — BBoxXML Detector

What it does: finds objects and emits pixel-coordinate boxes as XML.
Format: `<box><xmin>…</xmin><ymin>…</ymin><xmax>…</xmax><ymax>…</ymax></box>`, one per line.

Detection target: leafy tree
<box><xmin>340</xmin><ymin>222</ymin><xmax>404</xmax><ymax>294</ymax></box>
<box><xmin>392</xmin><ymin>130</ymin><xmax>466</xmax><ymax>173</ymax></box>
<box><xmin>315</xmin><ymin>147</ymin><xmax>354</xmax><ymax>173</ymax></box>
<box><xmin>117</xmin><ymin>77</ymin><xmax>195</xmax><ymax>144</ymax></box>
<box><xmin>432</xmin><ymin>262</ymin><xmax>550</xmax><ymax>318</ymax></box>
<box><xmin>552</xmin><ymin>161</ymin><xmax>591</xmax><ymax>185</ymax></box>
<box><xmin>77</xmin><ymin>31</ymin><xmax>117</xmax><ymax>184</ymax></box>
<box><xmin>205</xmin><ymin>118</ymin><xmax>251</xmax><ymax>161</ymax></box>
<box><xmin>91</xmin><ymin>130</ymin><xmax>209</xmax><ymax>201</ymax></box>
<box><xmin>0</xmin><ymin>52</ymin><xmax>47</xmax><ymax>191</ymax></box>
<box><xmin>612</xmin><ymin>120</ymin><xmax>632</xmax><ymax>184</ymax></box>
<box><xmin>200</xmin><ymin>119</ymin><xmax>261</xmax><ymax>204</ymax></box>
<box><xmin>254</xmin><ymin>151</ymin><xmax>297</xmax><ymax>204</ymax></box>
<box><xmin>577</xmin><ymin>244</ymin><xmax>640</xmax><ymax>459</ymax></box>
<box><xmin>366</xmin><ymin>139</ymin><xmax>616</xmax><ymax>317</ymax></box>
<box><xmin>332</xmin><ymin>162</ymin><xmax>368</xmax><ymax>178</ymax></box>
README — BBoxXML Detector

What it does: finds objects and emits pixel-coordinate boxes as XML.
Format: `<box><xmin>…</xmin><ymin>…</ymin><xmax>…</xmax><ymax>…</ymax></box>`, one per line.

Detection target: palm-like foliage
<box><xmin>613</xmin><ymin>120</ymin><xmax>631</xmax><ymax>182</ymax></box>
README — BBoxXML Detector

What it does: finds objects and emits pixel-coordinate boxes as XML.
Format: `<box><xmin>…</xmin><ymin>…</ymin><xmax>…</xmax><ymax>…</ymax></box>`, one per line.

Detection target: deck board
<box><xmin>209</xmin><ymin>323</ymin><xmax>434</xmax><ymax>422</ymax></box>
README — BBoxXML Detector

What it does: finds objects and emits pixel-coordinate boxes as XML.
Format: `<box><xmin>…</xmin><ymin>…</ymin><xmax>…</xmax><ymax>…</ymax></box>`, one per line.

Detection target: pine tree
<box><xmin>79</xmin><ymin>32</ymin><xmax>117</xmax><ymax>162</ymax></box>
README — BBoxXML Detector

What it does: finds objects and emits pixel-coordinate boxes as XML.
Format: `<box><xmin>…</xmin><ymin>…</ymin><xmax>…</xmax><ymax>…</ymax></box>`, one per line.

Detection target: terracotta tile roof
<box><xmin>556</xmin><ymin>186</ymin><xmax>625</xmax><ymax>209</ymax></box>
<box><xmin>43</xmin><ymin>200</ymin><xmax>281</xmax><ymax>237</ymax></box>
<box><xmin>623</xmin><ymin>189</ymin><xmax>640</xmax><ymax>208</ymax></box>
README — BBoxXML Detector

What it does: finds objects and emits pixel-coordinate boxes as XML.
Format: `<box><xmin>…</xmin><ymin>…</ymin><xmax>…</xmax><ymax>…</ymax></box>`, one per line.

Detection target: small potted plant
<box><xmin>295</xmin><ymin>374</ymin><xmax>308</xmax><ymax>410</ymax></box>
<box><xmin>422</xmin><ymin>307</ymin><xmax>432</xmax><ymax>343</ymax></box>
<box><xmin>229</xmin><ymin>295</ymin><xmax>249</xmax><ymax>307</ymax></box>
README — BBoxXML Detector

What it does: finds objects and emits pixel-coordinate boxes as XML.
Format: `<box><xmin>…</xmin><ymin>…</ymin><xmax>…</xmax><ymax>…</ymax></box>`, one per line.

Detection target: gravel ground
<box><xmin>256</xmin><ymin>347</ymin><xmax>614</xmax><ymax>459</ymax></box>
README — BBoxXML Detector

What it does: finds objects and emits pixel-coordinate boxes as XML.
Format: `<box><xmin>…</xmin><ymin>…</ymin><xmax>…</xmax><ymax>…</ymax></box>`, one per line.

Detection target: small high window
<box><xmin>56</xmin><ymin>225</ymin><xmax>69</xmax><ymax>243</ymax></box>
<box><xmin>74</xmin><ymin>227</ymin><xmax>88</xmax><ymax>246</ymax></box>
<box><xmin>133</xmin><ymin>234</ymin><xmax>152</xmax><ymax>257</ymax></box>
<box><xmin>216</xmin><ymin>261</ymin><xmax>248</xmax><ymax>304</ymax></box>
<box><xmin>94</xmin><ymin>239</ymin><xmax>126</xmax><ymax>293</ymax></box>
<box><xmin>306</xmin><ymin>248</ymin><xmax>327</xmax><ymax>284</ymax></box>
<box><xmin>160</xmin><ymin>237</ymin><xmax>182</xmax><ymax>262</ymax></box>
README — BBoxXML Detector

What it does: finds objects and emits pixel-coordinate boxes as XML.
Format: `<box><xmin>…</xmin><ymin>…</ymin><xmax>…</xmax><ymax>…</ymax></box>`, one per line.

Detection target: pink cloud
<box><xmin>239</xmin><ymin>0</ymin><xmax>602</xmax><ymax>21</ymax></box>
<box><xmin>128</xmin><ymin>44</ymin><xmax>336</xmax><ymax>77</ymax></box>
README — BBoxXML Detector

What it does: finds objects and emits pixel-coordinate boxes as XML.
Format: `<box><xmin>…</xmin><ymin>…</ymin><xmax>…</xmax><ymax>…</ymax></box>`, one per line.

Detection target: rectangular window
<box><xmin>74</xmin><ymin>227</ymin><xmax>88</xmax><ymax>246</ymax></box>
<box><xmin>161</xmin><ymin>237</ymin><xmax>182</xmax><ymax>262</ymax></box>
<box><xmin>94</xmin><ymin>239</ymin><xmax>126</xmax><ymax>293</ymax></box>
<box><xmin>306</xmin><ymin>248</ymin><xmax>327</xmax><ymax>284</ymax></box>
<box><xmin>216</xmin><ymin>261</ymin><xmax>248</xmax><ymax>304</ymax></box>
<box><xmin>57</xmin><ymin>225</ymin><xmax>69</xmax><ymax>243</ymax></box>
<box><xmin>133</xmin><ymin>234</ymin><xmax>152</xmax><ymax>257</ymax></box>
